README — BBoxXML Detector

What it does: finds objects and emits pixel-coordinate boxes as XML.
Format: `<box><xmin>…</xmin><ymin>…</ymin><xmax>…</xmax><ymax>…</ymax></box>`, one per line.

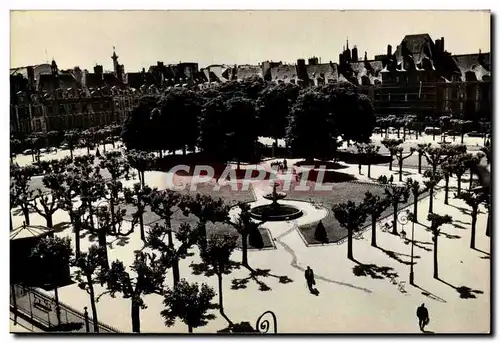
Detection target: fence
<box><xmin>10</xmin><ymin>284</ymin><xmax>121</xmax><ymax>333</ymax></box>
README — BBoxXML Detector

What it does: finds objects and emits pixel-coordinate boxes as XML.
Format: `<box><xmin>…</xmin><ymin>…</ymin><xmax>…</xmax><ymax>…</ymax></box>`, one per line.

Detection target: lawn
<box><xmin>286</xmin><ymin>180</ymin><xmax>428</xmax><ymax>245</ymax></box>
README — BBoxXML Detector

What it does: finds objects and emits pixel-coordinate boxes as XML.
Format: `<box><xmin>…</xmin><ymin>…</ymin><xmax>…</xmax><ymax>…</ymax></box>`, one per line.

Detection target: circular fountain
<box><xmin>249</xmin><ymin>182</ymin><xmax>303</xmax><ymax>221</ymax></box>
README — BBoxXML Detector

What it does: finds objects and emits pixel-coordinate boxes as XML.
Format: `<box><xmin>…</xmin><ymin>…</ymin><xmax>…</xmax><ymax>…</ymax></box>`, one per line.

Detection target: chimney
<box><xmin>352</xmin><ymin>46</ymin><xmax>358</xmax><ymax>62</ymax></box>
<box><xmin>440</xmin><ymin>37</ymin><xmax>445</xmax><ymax>54</ymax></box>
<box><xmin>27</xmin><ymin>66</ymin><xmax>35</xmax><ymax>87</ymax></box>
<box><xmin>73</xmin><ymin>66</ymin><xmax>82</xmax><ymax>85</ymax></box>
<box><xmin>387</xmin><ymin>44</ymin><xmax>392</xmax><ymax>57</ymax></box>
<box><xmin>93</xmin><ymin>65</ymin><xmax>103</xmax><ymax>79</ymax></box>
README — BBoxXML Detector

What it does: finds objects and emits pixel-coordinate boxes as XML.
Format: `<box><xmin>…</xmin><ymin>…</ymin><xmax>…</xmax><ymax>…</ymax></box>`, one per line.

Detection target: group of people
<box><xmin>304</xmin><ymin>266</ymin><xmax>431</xmax><ymax>332</ymax></box>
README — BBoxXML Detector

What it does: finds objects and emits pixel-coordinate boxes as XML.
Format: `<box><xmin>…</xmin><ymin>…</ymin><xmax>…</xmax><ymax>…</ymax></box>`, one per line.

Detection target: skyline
<box><xmin>10</xmin><ymin>10</ymin><xmax>491</xmax><ymax>72</ymax></box>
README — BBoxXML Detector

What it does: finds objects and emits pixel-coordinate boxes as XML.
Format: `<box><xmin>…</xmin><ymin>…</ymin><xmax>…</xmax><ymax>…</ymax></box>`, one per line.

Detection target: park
<box><xmin>10</xmin><ymin>78</ymin><xmax>491</xmax><ymax>334</ymax></box>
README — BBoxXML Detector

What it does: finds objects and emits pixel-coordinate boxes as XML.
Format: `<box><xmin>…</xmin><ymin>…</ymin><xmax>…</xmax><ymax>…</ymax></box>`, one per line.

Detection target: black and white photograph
<box><xmin>8</xmin><ymin>9</ymin><xmax>492</xmax><ymax>334</ymax></box>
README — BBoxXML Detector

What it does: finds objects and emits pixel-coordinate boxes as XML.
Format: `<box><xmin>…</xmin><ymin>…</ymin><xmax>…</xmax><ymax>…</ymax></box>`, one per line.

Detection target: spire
<box><xmin>346</xmin><ymin>37</ymin><xmax>349</xmax><ymax>50</ymax></box>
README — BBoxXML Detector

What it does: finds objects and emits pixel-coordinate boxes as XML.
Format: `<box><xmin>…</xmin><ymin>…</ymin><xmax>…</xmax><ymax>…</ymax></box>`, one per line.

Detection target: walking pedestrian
<box><xmin>416</xmin><ymin>303</ymin><xmax>430</xmax><ymax>332</ymax></box>
<box><xmin>304</xmin><ymin>266</ymin><xmax>316</xmax><ymax>293</ymax></box>
<box><xmin>358</xmin><ymin>164</ymin><xmax>362</xmax><ymax>175</ymax></box>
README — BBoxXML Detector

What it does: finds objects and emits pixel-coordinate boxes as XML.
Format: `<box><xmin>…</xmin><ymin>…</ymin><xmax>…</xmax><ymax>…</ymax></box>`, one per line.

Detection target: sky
<box><xmin>10</xmin><ymin>10</ymin><xmax>491</xmax><ymax>72</ymax></box>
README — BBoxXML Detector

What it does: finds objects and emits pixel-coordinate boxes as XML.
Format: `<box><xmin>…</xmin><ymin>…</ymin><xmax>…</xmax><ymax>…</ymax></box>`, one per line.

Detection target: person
<box><xmin>304</xmin><ymin>266</ymin><xmax>315</xmax><ymax>293</ymax></box>
<box><xmin>358</xmin><ymin>164</ymin><xmax>362</xmax><ymax>175</ymax></box>
<box><xmin>95</xmin><ymin>148</ymin><xmax>101</xmax><ymax>158</ymax></box>
<box><xmin>416</xmin><ymin>303</ymin><xmax>429</xmax><ymax>331</ymax></box>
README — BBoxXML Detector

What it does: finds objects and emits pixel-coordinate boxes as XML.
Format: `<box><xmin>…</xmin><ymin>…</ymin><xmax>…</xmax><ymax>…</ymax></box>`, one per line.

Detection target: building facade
<box><xmin>10</xmin><ymin>35</ymin><xmax>492</xmax><ymax>136</ymax></box>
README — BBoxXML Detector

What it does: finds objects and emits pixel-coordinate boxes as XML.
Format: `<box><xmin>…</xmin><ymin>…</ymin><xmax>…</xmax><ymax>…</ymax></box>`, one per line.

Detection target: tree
<box><xmin>457</xmin><ymin>120</ymin><xmax>473</xmax><ymax>144</ymax></box>
<box><xmin>378</xmin><ymin>176</ymin><xmax>410</xmax><ymax>234</ymax></box>
<box><xmin>224</xmin><ymin>96</ymin><xmax>259</xmax><ymax>169</ymax></box>
<box><xmin>103</xmin><ymin>252</ymin><xmax>167</xmax><ymax>333</ymax></box>
<box><xmin>156</xmin><ymin>88</ymin><xmax>202</xmax><ymax>155</ymax></box>
<box><xmin>314</xmin><ymin>220</ymin><xmax>329</xmax><ymax>244</ymax></box>
<box><xmin>286</xmin><ymin>89</ymin><xmax>333</xmax><ymax>163</ymax></box>
<box><xmin>198</xmin><ymin>96</ymin><xmax>227</xmax><ymax>162</ymax></box>
<box><xmin>82</xmin><ymin>205</ymin><xmax>130</xmax><ymax>269</ymax></box>
<box><xmin>450</xmin><ymin>153</ymin><xmax>470</xmax><ymax>195</ymax></box>
<box><xmin>99</xmin><ymin>151</ymin><xmax>133</xmax><ymax>231</ymax></box>
<box><xmin>10</xmin><ymin>164</ymin><xmax>35</xmax><ymax>225</ymax></box>
<box><xmin>31</xmin><ymin>236</ymin><xmax>73</xmax><ymax>326</ymax></box>
<box><xmin>177</xmin><ymin>193</ymin><xmax>230</xmax><ymax>244</ymax></box>
<box><xmin>457</xmin><ymin>191</ymin><xmax>485</xmax><ymax>249</ymax></box>
<box><xmin>427</xmin><ymin>213</ymin><xmax>453</xmax><ymax>279</ymax></box>
<box><xmin>381</xmin><ymin>138</ymin><xmax>403</xmax><ymax>171</ymax></box>
<box><xmin>124</xmin><ymin>183</ymin><xmax>153</xmax><ymax>241</ymax></box>
<box><xmin>193</xmin><ymin>234</ymin><xmax>239</xmax><ymax>324</ymax></box>
<box><xmin>146</xmin><ymin>222</ymin><xmax>198</xmax><ymax>287</ymax></box>
<box><xmin>440</xmin><ymin>160</ymin><xmax>453</xmax><ymax>205</ymax></box>
<box><xmin>257</xmin><ymin>82</ymin><xmax>299</xmax><ymax>146</ymax></box>
<box><xmin>72</xmin><ymin>244</ymin><xmax>108</xmax><ymax>333</ymax></box>
<box><xmin>467</xmin><ymin>154</ymin><xmax>482</xmax><ymax>189</ymax></box>
<box><xmin>480</xmin><ymin>145</ymin><xmax>491</xmax><ymax>165</ymax></box>
<box><xmin>320</xmin><ymin>82</ymin><xmax>376</xmax><ymax>144</ymax></box>
<box><xmin>10</xmin><ymin>138</ymin><xmax>22</xmax><ymax>163</ymax></box>
<box><xmin>363</xmin><ymin>192</ymin><xmax>390</xmax><ymax>247</ymax></box>
<box><xmin>406</xmin><ymin>178</ymin><xmax>421</xmax><ymax>222</ymax></box>
<box><xmin>363</xmin><ymin>143</ymin><xmax>380</xmax><ymax>178</ymax></box>
<box><xmin>394</xmin><ymin>146</ymin><xmax>416</xmax><ymax>182</ymax></box>
<box><xmin>332</xmin><ymin>201</ymin><xmax>367</xmax><ymax>260</ymax></box>
<box><xmin>232</xmin><ymin>203</ymin><xmax>265</xmax><ymax>266</ymax></box>
<box><xmin>126</xmin><ymin>150</ymin><xmax>155</xmax><ymax>188</ymax></box>
<box><xmin>148</xmin><ymin>189</ymin><xmax>185</xmax><ymax>284</ymax></box>
<box><xmin>424</xmin><ymin>146</ymin><xmax>450</xmax><ymax>174</ymax></box>
<box><xmin>29</xmin><ymin>187</ymin><xmax>59</xmax><ymax>228</ymax></box>
<box><xmin>64</xmin><ymin>130</ymin><xmax>80</xmax><ymax>159</ymax></box>
<box><xmin>161</xmin><ymin>279</ymin><xmax>217</xmax><ymax>333</ymax></box>
<box><xmin>423</xmin><ymin>170</ymin><xmax>443</xmax><ymax>214</ymax></box>
<box><xmin>416</xmin><ymin>143</ymin><xmax>431</xmax><ymax>174</ymax></box>
<box><xmin>80</xmin><ymin>128</ymin><xmax>96</xmax><ymax>155</ymax></box>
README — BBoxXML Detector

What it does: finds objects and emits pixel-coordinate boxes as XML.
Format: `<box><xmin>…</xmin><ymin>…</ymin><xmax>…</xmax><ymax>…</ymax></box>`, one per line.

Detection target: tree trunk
<box><xmin>217</xmin><ymin>272</ymin><xmax>224</xmax><ymax>313</ymax></box>
<box><xmin>347</xmin><ymin>226</ymin><xmax>353</xmax><ymax>260</ymax></box>
<box><xmin>188</xmin><ymin>324</ymin><xmax>193</xmax><ymax>333</ymax></box>
<box><xmin>470</xmin><ymin>208</ymin><xmax>477</xmax><ymax>249</ymax></box>
<box><xmin>389</xmin><ymin>154</ymin><xmax>393</xmax><ymax>171</ymax></box>
<box><xmin>141</xmin><ymin>171</ymin><xmax>145</xmax><ymax>188</ymax></box>
<box><xmin>74</xmin><ymin>217</ymin><xmax>81</xmax><ymax>258</ymax></box>
<box><xmin>397</xmin><ymin>129</ymin><xmax>400</xmax><ymax>138</ymax></box>
<box><xmin>469</xmin><ymin>170</ymin><xmax>473</xmax><ymax>189</ymax></box>
<box><xmin>398</xmin><ymin>159</ymin><xmax>403</xmax><ymax>182</ymax></box>
<box><xmin>103</xmin><ymin>142</ymin><xmax>106</xmax><ymax>153</ymax></box>
<box><xmin>70</xmin><ymin>148</ymin><xmax>74</xmax><ymax>159</ymax></box>
<box><xmin>182</xmin><ymin>147</ymin><xmax>186</xmax><ymax>156</ymax></box>
<box><xmin>159</xmin><ymin>150</ymin><xmax>163</xmax><ymax>159</ymax></box>
<box><xmin>10</xmin><ymin>212</ymin><xmax>13</xmax><ymax>231</ymax></box>
<box><xmin>413</xmin><ymin>194</ymin><xmax>418</xmax><ymax>222</ymax></box>
<box><xmin>88</xmin><ymin>276</ymin><xmax>99</xmax><ymax>333</ymax></box>
<box><xmin>371</xmin><ymin>216</ymin><xmax>377</xmax><ymax>247</ymax></box>
<box><xmin>242</xmin><ymin>232</ymin><xmax>248</xmax><ymax>266</ymax></box>
<box><xmin>433</xmin><ymin>131</ymin><xmax>436</xmax><ymax>141</ymax></box>
<box><xmin>131</xmin><ymin>300</ymin><xmax>141</xmax><ymax>333</ymax></box>
<box><xmin>403</xmin><ymin>128</ymin><xmax>406</xmax><ymax>141</ymax></box>
<box><xmin>54</xmin><ymin>286</ymin><xmax>62</xmax><ymax>326</ymax></box>
<box><xmin>98</xmin><ymin>230</ymin><xmax>108</xmax><ymax>268</ymax></box>
<box><xmin>418</xmin><ymin>153</ymin><xmax>422</xmax><ymax>174</ymax></box>
<box><xmin>444</xmin><ymin>175</ymin><xmax>449</xmax><ymax>205</ymax></box>
<box><xmin>461</xmin><ymin>133</ymin><xmax>464</xmax><ymax>144</ymax></box>
<box><xmin>457</xmin><ymin>177</ymin><xmax>462</xmax><ymax>195</ymax></box>
<box><xmin>87</xmin><ymin>145</ymin><xmax>90</xmax><ymax>155</ymax></box>
<box><xmin>110</xmin><ymin>200</ymin><xmax>116</xmax><ymax>232</ymax></box>
<box><xmin>368</xmin><ymin>164</ymin><xmax>371</xmax><ymax>178</ymax></box>
<box><xmin>428</xmin><ymin>188</ymin><xmax>434</xmax><ymax>214</ymax></box>
<box><xmin>392</xmin><ymin>203</ymin><xmax>398</xmax><ymax>235</ymax></box>
<box><xmin>172</xmin><ymin>258</ymin><xmax>180</xmax><ymax>286</ymax></box>
<box><xmin>433</xmin><ymin>234</ymin><xmax>438</xmax><ymax>279</ymax></box>
<box><xmin>22</xmin><ymin>207</ymin><xmax>30</xmax><ymax>225</ymax></box>
<box><xmin>45</xmin><ymin>214</ymin><xmax>53</xmax><ymax>228</ymax></box>
<box><xmin>139</xmin><ymin>211</ymin><xmax>145</xmax><ymax>241</ymax></box>
<box><xmin>486</xmin><ymin>210</ymin><xmax>491</xmax><ymax>237</ymax></box>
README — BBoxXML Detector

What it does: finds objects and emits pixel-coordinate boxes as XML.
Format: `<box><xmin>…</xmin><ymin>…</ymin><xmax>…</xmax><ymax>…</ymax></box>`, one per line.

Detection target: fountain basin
<box><xmin>249</xmin><ymin>204</ymin><xmax>303</xmax><ymax>221</ymax></box>
<box><xmin>263</xmin><ymin>192</ymin><xmax>287</xmax><ymax>201</ymax></box>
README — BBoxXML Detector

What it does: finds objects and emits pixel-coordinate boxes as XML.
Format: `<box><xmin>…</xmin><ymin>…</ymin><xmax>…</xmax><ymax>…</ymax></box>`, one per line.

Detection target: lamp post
<box><xmin>398</xmin><ymin>211</ymin><xmax>415</xmax><ymax>285</ymax></box>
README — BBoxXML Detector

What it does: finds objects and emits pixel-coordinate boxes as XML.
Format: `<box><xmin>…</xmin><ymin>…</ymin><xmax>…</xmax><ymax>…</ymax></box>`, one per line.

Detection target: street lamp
<box><xmin>398</xmin><ymin>210</ymin><xmax>415</xmax><ymax>285</ymax></box>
